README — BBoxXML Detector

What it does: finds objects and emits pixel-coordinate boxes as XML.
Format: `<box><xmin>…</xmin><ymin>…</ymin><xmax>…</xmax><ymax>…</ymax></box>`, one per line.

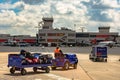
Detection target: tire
<box><xmin>105</xmin><ymin>59</ymin><xmax>107</xmax><ymax>62</ymax></box>
<box><xmin>33</xmin><ymin>67</ymin><xmax>37</xmax><ymax>72</ymax></box>
<box><xmin>63</xmin><ymin>62</ymin><xmax>69</xmax><ymax>70</ymax></box>
<box><xmin>73</xmin><ymin>64</ymin><xmax>77</xmax><ymax>69</ymax></box>
<box><xmin>21</xmin><ymin>69</ymin><xmax>27</xmax><ymax>75</ymax></box>
<box><xmin>10</xmin><ymin>67</ymin><xmax>15</xmax><ymax>74</ymax></box>
<box><xmin>45</xmin><ymin>67</ymin><xmax>50</xmax><ymax>73</ymax></box>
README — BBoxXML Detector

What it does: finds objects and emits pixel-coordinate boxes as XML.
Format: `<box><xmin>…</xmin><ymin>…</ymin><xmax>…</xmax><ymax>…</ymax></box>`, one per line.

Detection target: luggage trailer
<box><xmin>89</xmin><ymin>46</ymin><xmax>107</xmax><ymax>62</ymax></box>
<box><xmin>8</xmin><ymin>54</ymin><xmax>52</xmax><ymax>75</ymax></box>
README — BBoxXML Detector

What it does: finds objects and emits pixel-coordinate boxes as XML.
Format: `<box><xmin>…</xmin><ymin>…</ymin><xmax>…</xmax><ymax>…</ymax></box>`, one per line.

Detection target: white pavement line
<box><xmin>44</xmin><ymin>74</ymin><xmax>71</xmax><ymax>80</ymax></box>
<box><xmin>35</xmin><ymin>79</ymin><xmax>42</xmax><ymax>80</ymax></box>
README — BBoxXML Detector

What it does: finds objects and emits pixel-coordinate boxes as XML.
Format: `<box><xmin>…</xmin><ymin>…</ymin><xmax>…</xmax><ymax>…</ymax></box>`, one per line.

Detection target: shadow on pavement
<box><xmin>4</xmin><ymin>71</ymin><xmax>48</xmax><ymax>76</ymax></box>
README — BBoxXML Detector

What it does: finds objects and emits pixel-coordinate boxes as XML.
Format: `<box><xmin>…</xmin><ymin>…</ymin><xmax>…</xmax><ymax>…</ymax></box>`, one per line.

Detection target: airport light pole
<box><xmin>79</xmin><ymin>26</ymin><xmax>85</xmax><ymax>32</ymax></box>
<box><xmin>35</xmin><ymin>21</ymin><xmax>44</xmax><ymax>44</ymax></box>
<box><xmin>35</xmin><ymin>26</ymin><xmax>40</xmax><ymax>44</ymax></box>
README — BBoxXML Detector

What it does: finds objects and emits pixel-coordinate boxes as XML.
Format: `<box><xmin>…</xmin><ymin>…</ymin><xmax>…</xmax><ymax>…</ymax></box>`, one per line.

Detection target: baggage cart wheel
<box><xmin>73</xmin><ymin>64</ymin><xmax>77</xmax><ymax>69</ymax></box>
<box><xmin>21</xmin><ymin>68</ymin><xmax>27</xmax><ymax>75</ymax></box>
<box><xmin>63</xmin><ymin>62</ymin><xmax>69</xmax><ymax>70</ymax></box>
<box><xmin>33</xmin><ymin>67</ymin><xmax>37</xmax><ymax>72</ymax></box>
<box><xmin>45</xmin><ymin>67</ymin><xmax>50</xmax><ymax>73</ymax></box>
<box><xmin>105</xmin><ymin>59</ymin><xmax>107</xmax><ymax>62</ymax></box>
<box><xmin>10</xmin><ymin>67</ymin><xmax>15</xmax><ymax>74</ymax></box>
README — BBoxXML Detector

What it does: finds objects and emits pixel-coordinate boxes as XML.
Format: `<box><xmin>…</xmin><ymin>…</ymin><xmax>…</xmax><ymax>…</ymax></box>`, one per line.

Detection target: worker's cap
<box><xmin>20</xmin><ymin>49</ymin><xmax>26</xmax><ymax>53</ymax></box>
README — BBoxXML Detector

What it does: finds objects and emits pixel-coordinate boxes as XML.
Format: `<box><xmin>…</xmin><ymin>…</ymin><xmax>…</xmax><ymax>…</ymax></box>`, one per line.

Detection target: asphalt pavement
<box><xmin>0</xmin><ymin>46</ymin><xmax>120</xmax><ymax>80</ymax></box>
<box><xmin>0</xmin><ymin>46</ymin><xmax>120</xmax><ymax>55</ymax></box>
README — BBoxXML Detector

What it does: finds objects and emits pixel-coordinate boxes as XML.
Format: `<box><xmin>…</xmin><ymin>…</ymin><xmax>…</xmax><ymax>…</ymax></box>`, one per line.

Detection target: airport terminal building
<box><xmin>37</xmin><ymin>17</ymin><xmax>119</xmax><ymax>46</ymax></box>
<box><xmin>76</xmin><ymin>27</ymin><xmax>118</xmax><ymax>45</ymax></box>
<box><xmin>0</xmin><ymin>17</ymin><xmax>119</xmax><ymax>46</ymax></box>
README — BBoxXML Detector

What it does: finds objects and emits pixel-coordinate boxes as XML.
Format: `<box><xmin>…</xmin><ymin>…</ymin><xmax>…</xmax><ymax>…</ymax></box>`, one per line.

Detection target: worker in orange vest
<box><xmin>54</xmin><ymin>47</ymin><xmax>63</xmax><ymax>58</ymax></box>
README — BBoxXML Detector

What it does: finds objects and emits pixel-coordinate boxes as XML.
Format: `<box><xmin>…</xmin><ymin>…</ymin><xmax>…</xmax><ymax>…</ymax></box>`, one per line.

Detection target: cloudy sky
<box><xmin>0</xmin><ymin>0</ymin><xmax>120</xmax><ymax>36</ymax></box>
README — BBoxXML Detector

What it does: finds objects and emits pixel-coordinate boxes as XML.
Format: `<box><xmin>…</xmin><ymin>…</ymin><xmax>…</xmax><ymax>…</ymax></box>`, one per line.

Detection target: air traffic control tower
<box><xmin>42</xmin><ymin>17</ymin><xmax>54</xmax><ymax>30</ymax></box>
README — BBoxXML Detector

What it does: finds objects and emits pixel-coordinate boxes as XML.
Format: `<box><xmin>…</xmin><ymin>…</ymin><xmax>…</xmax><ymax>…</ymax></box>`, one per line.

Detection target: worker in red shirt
<box><xmin>54</xmin><ymin>47</ymin><xmax>63</xmax><ymax>58</ymax></box>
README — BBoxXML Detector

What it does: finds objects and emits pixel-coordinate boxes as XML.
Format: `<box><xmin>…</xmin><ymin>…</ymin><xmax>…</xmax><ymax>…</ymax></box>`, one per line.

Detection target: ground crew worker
<box><xmin>20</xmin><ymin>49</ymin><xmax>33</xmax><ymax>59</ymax></box>
<box><xmin>54</xmin><ymin>47</ymin><xmax>63</xmax><ymax>58</ymax></box>
<box><xmin>20</xmin><ymin>49</ymin><xmax>27</xmax><ymax>59</ymax></box>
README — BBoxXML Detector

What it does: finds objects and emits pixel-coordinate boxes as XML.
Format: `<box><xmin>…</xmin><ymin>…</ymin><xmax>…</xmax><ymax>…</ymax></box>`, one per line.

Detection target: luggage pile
<box><xmin>21</xmin><ymin>53</ymin><xmax>53</xmax><ymax>65</ymax></box>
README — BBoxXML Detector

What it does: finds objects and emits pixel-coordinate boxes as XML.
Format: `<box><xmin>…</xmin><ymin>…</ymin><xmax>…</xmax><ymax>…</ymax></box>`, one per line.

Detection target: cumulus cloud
<box><xmin>81</xmin><ymin>0</ymin><xmax>120</xmax><ymax>34</ymax></box>
<box><xmin>0</xmin><ymin>0</ymin><xmax>120</xmax><ymax>36</ymax></box>
<box><xmin>22</xmin><ymin>0</ymin><xmax>46</xmax><ymax>5</ymax></box>
<box><xmin>0</xmin><ymin>10</ymin><xmax>16</xmax><ymax>26</ymax></box>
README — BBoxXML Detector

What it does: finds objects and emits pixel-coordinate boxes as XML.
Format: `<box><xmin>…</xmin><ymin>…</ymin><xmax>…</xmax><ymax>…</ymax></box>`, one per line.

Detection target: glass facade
<box><xmin>56</xmin><ymin>33</ymin><xmax>65</xmax><ymax>36</ymax></box>
<box><xmin>90</xmin><ymin>35</ymin><xmax>96</xmax><ymax>37</ymax></box>
<box><xmin>47</xmin><ymin>33</ymin><xmax>65</xmax><ymax>36</ymax></box>
<box><xmin>47</xmin><ymin>39</ymin><xmax>58</xmax><ymax>42</ymax></box>
<box><xmin>39</xmin><ymin>33</ymin><xmax>46</xmax><ymax>36</ymax></box>
<box><xmin>68</xmin><ymin>39</ymin><xmax>75</xmax><ymax>42</ymax></box>
<box><xmin>68</xmin><ymin>33</ymin><xmax>75</xmax><ymax>37</ymax></box>
<box><xmin>48</xmin><ymin>33</ymin><xmax>56</xmax><ymax>36</ymax></box>
<box><xmin>76</xmin><ymin>33</ymin><xmax>89</xmax><ymax>37</ymax></box>
<box><xmin>39</xmin><ymin>39</ymin><xmax>46</xmax><ymax>42</ymax></box>
<box><xmin>43</xmin><ymin>26</ymin><xmax>49</xmax><ymax>29</ymax></box>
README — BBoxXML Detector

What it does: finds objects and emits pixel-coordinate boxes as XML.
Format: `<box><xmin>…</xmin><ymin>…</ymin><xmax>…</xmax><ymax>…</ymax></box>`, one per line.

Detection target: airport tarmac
<box><xmin>0</xmin><ymin>46</ymin><xmax>120</xmax><ymax>80</ymax></box>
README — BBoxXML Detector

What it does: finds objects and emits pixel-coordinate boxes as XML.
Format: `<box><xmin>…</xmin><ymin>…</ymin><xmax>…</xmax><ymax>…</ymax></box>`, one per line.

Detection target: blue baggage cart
<box><xmin>8</xmin><ymin>53</ymin><xmax>52</xmax><ymax>75</ymax></box>
<box><xmin>89</xmin><ymin>46</ymin><xmax>107</xmax><ymax>62</ymax></box>
<box><xmin>52</xmin><ymin>53</ymin><xmax>78</xmax><ymax>70</ymax></box>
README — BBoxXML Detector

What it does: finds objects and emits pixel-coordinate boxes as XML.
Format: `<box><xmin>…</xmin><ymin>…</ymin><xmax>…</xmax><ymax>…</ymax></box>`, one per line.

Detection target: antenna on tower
<box><xmin>38</xmin><ymin>21</ymin><xmax>44</xmax><ymax>28</ymax></box>
<box><xmin>35</xmin><ymin>21</ymin><xmax>44</xmax><ymax>33</ymax></box>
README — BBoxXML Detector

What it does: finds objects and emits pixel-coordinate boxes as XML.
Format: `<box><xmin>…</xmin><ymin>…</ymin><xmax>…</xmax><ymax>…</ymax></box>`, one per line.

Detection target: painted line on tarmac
<box><xmin>44</xmin><ymin>74</ymin><xmax>71</xmax><ymax>80</ymax></box>
<box><xmin>35</xmin><ymin>79</ymin><xmax>42</xmax><ymax>80</ymax></box>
